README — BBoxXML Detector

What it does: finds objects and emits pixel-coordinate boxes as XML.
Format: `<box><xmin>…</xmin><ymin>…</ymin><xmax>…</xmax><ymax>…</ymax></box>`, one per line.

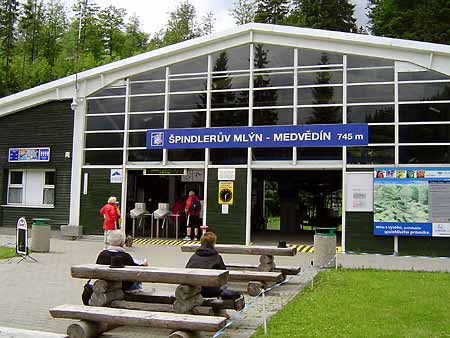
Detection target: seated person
<box><xmin>185</xmin><ymin>232</ymin><xmax>241</xmax><ymax>300</ymax></box>
<box><xmin>96</xmin><ymin>230</ymin><xmax>148</xmax><ymax>293</ymax></box>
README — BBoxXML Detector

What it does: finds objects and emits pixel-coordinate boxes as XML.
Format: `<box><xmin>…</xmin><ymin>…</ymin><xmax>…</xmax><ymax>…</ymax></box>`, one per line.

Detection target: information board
<box><xmin>218</xmin><ymin>181</ymin><xmax>234</xmax><ymax>205</ymax></box>
<box><xmin>9</xmin><ymin>147</ymin><xmax>50</xmax><ymax>162</ymax></box>
<box><xmin>373</xmin><ymin>168</ymin><xmax>450</xmax><ymax>237</ymax></box>
<box><xmin>146</xmin><ymin>124</ymin><xmax>368</xmax><ymax>150</ymax></box>
<box><xmin>345</xmin><ymin>172</ymin><xmax>373</xmax><ymax>212</ymax></box>
<box><xmin>16</xmin><ymin>217</ymin><xmax>28</xmax><ymax>255</ymax></box>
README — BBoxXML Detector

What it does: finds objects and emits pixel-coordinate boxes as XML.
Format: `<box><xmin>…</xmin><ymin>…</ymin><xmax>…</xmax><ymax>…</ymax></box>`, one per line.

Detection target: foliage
<box><xmin>230</xmin><ymin>0</ymin><xmax>257</xmax><ymax>25</ymax></box>
<box><xmin>368</xmin><ymin>0</ymin><xmax>450</xmax><ymax>44</ymax></box>
<box><xmin>0</xmin><ymin>0</ymin><xmax>213</xmax><ymax>97</ymax></box>
<box><xmin>254</xmin><ymin>0</ymin><xmax>289</xmax><ymax>24</ymax></box>
<box><xmin>0</xmin><ymin>246</ymin><xmax>16</xmax><ymax>259</ymax></box>
<box><xmin>252</xmin><ymin>269</ymin><xmax>450</xmax><ymax>338</ymax></box>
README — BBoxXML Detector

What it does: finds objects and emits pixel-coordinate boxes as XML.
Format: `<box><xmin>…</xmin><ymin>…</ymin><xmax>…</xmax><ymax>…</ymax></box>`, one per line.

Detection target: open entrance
<box><xmin>125</xmin><ymin>169</ymin><xmax>204</xmax><ymax>239</ymax></box>
<box><xmin>251</xmin><ymin>170</ymin><xmax>342</xmax><ymax>245</ymax></box>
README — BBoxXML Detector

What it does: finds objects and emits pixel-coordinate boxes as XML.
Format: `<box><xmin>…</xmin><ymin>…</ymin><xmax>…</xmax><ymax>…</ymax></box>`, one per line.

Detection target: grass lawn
<box><xmin>252</xmin><ymin>269</ymin><xmax>450</xmax><ymax>338</ymax></box>
<box><xmin>0</xmin><ymin>246</ymin><xmax>17</xmax><ymax>259</ymax></box>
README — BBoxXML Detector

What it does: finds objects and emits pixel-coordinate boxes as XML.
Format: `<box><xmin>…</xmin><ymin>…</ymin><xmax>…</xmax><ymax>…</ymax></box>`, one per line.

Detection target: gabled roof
<box><xmin>1</xmin><ymin>22</ymin><xmax>450</xmax><ymax>117</ymax></box>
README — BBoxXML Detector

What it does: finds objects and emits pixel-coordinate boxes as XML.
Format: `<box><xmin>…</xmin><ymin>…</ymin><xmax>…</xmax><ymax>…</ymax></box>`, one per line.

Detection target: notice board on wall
<box><xmin>373</xmin><ymin>168</ymin><xmax>450</xmax><ymax>237</ymax></box>
<box><xmin>345</xmin><ymin>172</ymin><xmax>373</xmax><ymax>212</ymax></box>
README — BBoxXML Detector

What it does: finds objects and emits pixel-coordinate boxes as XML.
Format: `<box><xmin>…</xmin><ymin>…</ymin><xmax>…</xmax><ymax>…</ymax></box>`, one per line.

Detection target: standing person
<box><xmin>100</xmin><ymin>196</ymin><xmax>120</xmax><ymax>248</ymax></box>
<box><xmin>184</xmin><ymin>190</ymin><xmax>201</xmax><ymax>241</ymax></box>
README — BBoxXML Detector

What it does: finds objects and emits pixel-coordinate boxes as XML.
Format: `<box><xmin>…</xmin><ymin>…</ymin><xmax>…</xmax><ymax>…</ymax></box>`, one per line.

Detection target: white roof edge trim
<box><xmin>1</xmin><ymin>23</ymin><xmax>450</xmax><ymax>117</ymax></box>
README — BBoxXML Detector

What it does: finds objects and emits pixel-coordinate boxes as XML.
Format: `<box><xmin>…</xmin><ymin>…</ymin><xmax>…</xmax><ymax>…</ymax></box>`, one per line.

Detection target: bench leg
<box><xmin>258</xmin><ymin>255</ymin><xmax>276</xmax><ymax>272</ymax></box>
<box><xmin>247</xmin><ymin>281</ymin><xmax>263</xmax><ymax>297</ymax></box>
<box><xmin>67</xmin><ymin>320</ymin><xmax>117</xmax><ymax>338</ymax></box>
<box><xmin>168</xmin><ymin>330</ymin><xmax>199</xmax><ymax>338</ymax></box>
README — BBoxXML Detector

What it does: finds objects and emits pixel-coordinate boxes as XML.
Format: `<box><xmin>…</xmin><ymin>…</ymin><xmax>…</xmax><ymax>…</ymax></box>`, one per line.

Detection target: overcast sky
<box><xmin>64</xmin><ymin>0</ymin><xmax>369</xmax><ymax>35</ymax></box>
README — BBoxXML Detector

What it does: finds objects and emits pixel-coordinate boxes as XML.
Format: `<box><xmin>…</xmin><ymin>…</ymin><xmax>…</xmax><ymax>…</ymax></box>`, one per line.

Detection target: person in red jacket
<box><xmin>184</xmin><ymin>190</ymin><xmax>201</xmax><ymax>241</ymax></box>
<box><xmin>100</xmin><ymin>196</ymin><xmax>120</xmax><ymax>248</ymax></box>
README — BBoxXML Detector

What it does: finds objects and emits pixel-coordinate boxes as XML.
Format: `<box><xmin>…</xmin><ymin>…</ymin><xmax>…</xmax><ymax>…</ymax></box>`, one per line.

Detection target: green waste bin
<box><xmin>32</xmin><ymin>218</ymin><xmax>51</xmax><ymax>252</ymax></box>
<box><xmin>313</xmin><ymin>227</ymin><xmax>336</xmax><ymax>268</ymax></box>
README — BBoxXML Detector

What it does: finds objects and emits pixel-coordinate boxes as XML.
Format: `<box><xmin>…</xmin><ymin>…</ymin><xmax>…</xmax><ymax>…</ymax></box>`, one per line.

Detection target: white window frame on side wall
<box><xmin>6</xmin><ymin>169</ymin><xmax>55</xmax><ymax>208</ymax></box>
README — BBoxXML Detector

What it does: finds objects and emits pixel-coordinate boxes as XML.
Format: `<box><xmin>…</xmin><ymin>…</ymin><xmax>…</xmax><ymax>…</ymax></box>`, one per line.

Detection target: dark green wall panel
<box><xmin>345</xmin><ymin>212</ymin><xmax>393</xmax><ymax>254</ymax></box>
<box><xmin>399</xmin><ymin>237</ymin><xmax>450</xmax><ymax>257</ymax></box>
<box><xmin>206</xmin><ymin>168</ymin><xmax>246</xmax><ymax>244</ymax></box>
<box><xmin>80</xmin><ymin>169</ymin><xmax>122</xmax><ymax>235</ymax></box>
<box><xmin>0</xmin><ymin>101</ymin><xmax>73</xmax><ymax>228</ymax></box>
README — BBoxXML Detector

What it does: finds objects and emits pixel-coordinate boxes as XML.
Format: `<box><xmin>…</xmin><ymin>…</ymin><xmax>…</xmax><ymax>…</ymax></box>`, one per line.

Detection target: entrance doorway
<box><xmin>251</xmin><ymin>170</ymin><xmax>342</xmax><ymax>244</ymax></box>
<box><xmin>125</xmin><ymin>169</ymin><xmax>204</xmax><ymax>238</ymax></box>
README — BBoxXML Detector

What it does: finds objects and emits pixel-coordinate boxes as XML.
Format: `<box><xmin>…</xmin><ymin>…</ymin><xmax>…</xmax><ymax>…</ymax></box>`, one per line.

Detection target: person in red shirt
<box><xmin>184</xmin><ymin>190</ymin><xmax>201</xmax><ymax>241</ymax></box>
<box><xmin>100</xmin><ymin>196</ymin><xmax>120</xmax><ymax>248</ymax></box>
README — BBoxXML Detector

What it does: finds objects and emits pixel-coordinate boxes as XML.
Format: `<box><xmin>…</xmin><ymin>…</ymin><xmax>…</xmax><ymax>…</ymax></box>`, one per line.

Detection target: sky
<box><xmin>64</xmin><ymin>0</ymin><xmax>370</xmax><ymax>35</ymax></box>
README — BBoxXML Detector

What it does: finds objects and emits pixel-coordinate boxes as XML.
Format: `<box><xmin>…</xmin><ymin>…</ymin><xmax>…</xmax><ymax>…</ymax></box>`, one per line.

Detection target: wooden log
<box><xmin>110</xmin><ymin>300</ymin><xmax>215</xmax><ymax>316</ymax></box>
<box><xmin>71</xmin><ymin>264</ymin><xmax>228</xmax><ymax>287</ymax></box>
<box><xmin>175</xmin><ymin>285</ymin><xmax>201</xmax><ymax>300</ymax></box>
<box><xmin>201</xmin><ymin>295</ymin><xmax>245</xmax><ymax>311</ymax></box>
<box><xmin>92</xmin><ymin>280</ymin><xmax>122</xmax><ymax>294</ymax></box>
<box><xmin>257</xmin><ymin>262</ymin><xmax>276</xmax><ymax>272</ymax></box>
<box><xmin>228</xmin><ymin>270</ymin><xmax>283</xmax><ymax>283</ymax></box>
<box><xmin>110</xmin><ymin>300</ymin><xmax>173</xmax><ymax>312</ymax></box>
<box><xmin>89</xmin><ymin>289</ymin><xmax>124</xmax><ymax>307</ymax></box>
<box><xmin>247</xmin><ymin>282</ymin><xmax>262</xmax><ymax>297</ymax></box>
<box><xmin>168</xmin><ymin>331</ymin><xmax>198</xmax><ymax>338</ymax></box>
<box><xmin>124</xmin><ymin>291</ymin><xmax>176</xmax><ymax>304</ymax></box>
<box><xmin>173</xmin><ymin>294</ymin><xmax>203</xmax><ymax>314</ymax></box>
<box><xmin>213</xmin><ymin>309</ymin><xmax>230</xmax><ymax>319</ymax></box>
<box><xmin>226</xmin><ymin>263</ymin><xmax>301</xmax><ymax>275</ymax></box>
<box><xmin>49</xmin><ymin>304</ymin><xmax>226</xmax><ymax>332</ymax></box>
<box><xmin>181</xmin><ymin>244</ymin><xmax>297</xmax><ymax>256</ymax></box>
<box><xmin>66</xmin><ymin>321</ymin><xmax>117</xmax><ymax>338</ymax></box>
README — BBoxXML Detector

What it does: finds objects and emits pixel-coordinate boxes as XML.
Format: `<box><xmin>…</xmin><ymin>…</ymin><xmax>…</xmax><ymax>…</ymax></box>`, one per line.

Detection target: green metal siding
<box><xmin>80</xmin><ymin>169</ymin><xmax>122</xmax><ymax>235</ymax></box>
<box><xmin>0</xmin><ymin>101</ymin><xmax>73</xmax><ymax>228</ymax></box>
<box><xmin>206</xmin><ymin>168</ymin><xmax>246</xmax><ymax>244</ymax></box>
<box><xmin>398</xmin><ymin>237</ymin><xmax>450</xmax><ymax>257</ymax></box>
<box><xmin>345</xmin><ymin>212</ymin><xmax>394</xmax><ymax>254</ymax></box>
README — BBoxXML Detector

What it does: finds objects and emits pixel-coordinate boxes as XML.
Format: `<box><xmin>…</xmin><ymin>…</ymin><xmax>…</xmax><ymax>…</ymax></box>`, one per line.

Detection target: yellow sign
<box><xmin>218</xmin><ymin>181</ymin><xmax>234</xmax><ymax>205</ymax></box>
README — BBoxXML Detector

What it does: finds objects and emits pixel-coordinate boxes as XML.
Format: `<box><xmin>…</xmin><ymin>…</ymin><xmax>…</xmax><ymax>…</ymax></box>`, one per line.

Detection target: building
<box><xmin>1</xmin><ymin>23</ymin><xmax>449</xmax><ymax>257</ymax></box>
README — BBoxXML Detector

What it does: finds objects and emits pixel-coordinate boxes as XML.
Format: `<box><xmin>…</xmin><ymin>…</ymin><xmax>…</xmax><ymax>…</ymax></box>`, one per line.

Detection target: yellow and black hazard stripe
<box><xmin>132</xmin><ymin>238</ymin><xmax>200</xmax><ymax>246</ymax></box>
<box><xmin>289</xmin><ymin>244</ymin><xmax>343</xmax><ymax>253</ymax></box>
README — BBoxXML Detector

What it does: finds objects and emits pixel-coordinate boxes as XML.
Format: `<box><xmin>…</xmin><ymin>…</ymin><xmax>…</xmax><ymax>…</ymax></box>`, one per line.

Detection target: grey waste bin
<box><xmin>313</xmin><ymin>227</ymin><xmax>336</xmax><ymax>268</ymax></box>
<box><xmin>32</xmin><ymin>218</ymin><xmax>51</xmax><ymax>253</ymax></box>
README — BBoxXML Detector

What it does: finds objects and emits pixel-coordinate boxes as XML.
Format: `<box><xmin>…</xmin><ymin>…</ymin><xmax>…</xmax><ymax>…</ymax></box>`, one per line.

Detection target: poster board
<box><xmin>373</xmin><ymin>168</ymin><xmax>450</xmax><ymax>237</ymax></box>
<box><xmin>218</xmin><ymin>181</ymin><xmax>234</xmax><ymax>205</ymax></box>
<box><xmin>345</xmin><ymin>172</ymin><xmax>373</xmax><ymax>212</ymax></box>
<box><xmin>16</xmin><ymin>217</ymin><xmax>28</xmax><ymax>255</ymax></box>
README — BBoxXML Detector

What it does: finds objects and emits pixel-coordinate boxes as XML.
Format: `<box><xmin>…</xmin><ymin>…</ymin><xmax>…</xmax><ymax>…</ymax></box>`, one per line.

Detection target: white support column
<box><xmin>245</xmin><ymin>44</ymin><xmax>255</xmax><ymax>245</ymax></box>
<box><xmin>394</xmin><ymin>60</ymin><xmax>400</xmax><ymax>254</ymax></box>
<box><xmin>66</xmin><ymin>96</ymin><xmax>86</xmax><ymax>234</ymax></box>
<box><xmin>163</xmin><ymin>66</ymin><xmax>170</xmax><ymax>165</ymax></box>
<box><xmin>203</xmin><ymin>55</ymin><xmax>213</xmax><ymax>227</ymax></box>
<box><xmin>120</xmin><ymin>78</ymin><xmax>131</xmax><ymax>235</ymax></box>
<box><xmin>293</xmin><ymin>48</ymin><xmax>298</xmax><ymax>165</ymax></box>
<box><xmin>341</xmin><ymin>55</ymin><xmax>348</xmax><ymax>253</ymax></box>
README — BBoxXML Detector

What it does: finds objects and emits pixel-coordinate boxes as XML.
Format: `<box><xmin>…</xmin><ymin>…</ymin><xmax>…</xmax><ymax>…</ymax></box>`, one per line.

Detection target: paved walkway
<box><xmin>0</xmin><ymin>231</ymin><xmax>317</xmax><ymax>338</ymax></box>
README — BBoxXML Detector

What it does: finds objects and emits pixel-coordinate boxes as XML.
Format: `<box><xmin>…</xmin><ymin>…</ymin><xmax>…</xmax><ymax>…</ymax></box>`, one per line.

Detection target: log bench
<box><xmin>181</xmin><ymin>244</ymin><xmax>300</xmax><ymax>275</ymax></box>
<box><xmin>50</xmin><ymin>264</ymin><xmax>232</xmax><ymax>338</ymax></box>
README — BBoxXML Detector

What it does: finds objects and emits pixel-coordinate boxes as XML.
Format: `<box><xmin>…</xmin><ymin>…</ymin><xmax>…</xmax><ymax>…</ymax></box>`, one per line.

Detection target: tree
<box><xmin>288</xmin><ymin>0</ymin><xmax>357</xmax><ymax>32</ymax></box>
<box><xmin>0</xmin><ymin>0</ymin><xmax>20</xmax><ymax>95</ymax></box>
<box><xmin>162</xmin><ymin>1</ymin><xmax>200</xmax><ymax>46</ymax></box>
<box><xmin>254</xmin><ymin>0</ymin><xmax>289</xmax><ymax>24</ymax></box>
<box><xmin>122</xmin><ymin>14</ymin><xmax>148</xmax><ymax>57</ymax></box>
<box><xmin>98</xmin><ymin>5</ymin><xmax>126</xmax><ymax>60</ymax></box>
<box><xmin>201</xmin><ymin>11</ymin><xmax>215</xmax><ymax>35</ymax></box>
<box><xmin>368</xmin><ymin>0</ymin><xmax>450</xmax><ymax>44</ymax></box>
<box><xmin>41</xmin><ymin>0</ymin><xmax>66</xmax><ymax>67</ymax></box>
<box><xmin>230</xmin><ymin>0</ymin><xmax>256</xmax><ymax>25</ymax></box>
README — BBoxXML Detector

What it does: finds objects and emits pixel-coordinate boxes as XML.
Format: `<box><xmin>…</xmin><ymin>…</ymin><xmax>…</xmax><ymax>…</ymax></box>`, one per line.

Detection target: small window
<box><xmin>7</xmin><ymin>170</ymin><xmax>55</xmax><ymax>206</ymax></box>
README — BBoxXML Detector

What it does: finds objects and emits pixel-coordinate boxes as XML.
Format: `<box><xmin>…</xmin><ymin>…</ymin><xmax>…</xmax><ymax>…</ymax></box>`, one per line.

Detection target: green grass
<box><xmin>0</xmin><ymin>246</ymin><xmax>17</xmax><ymax>259</ymax></box>
<box><xmin>266</xmin><ymin>216</ymin><xmax>280</xmax><ymax>230</ymax></box>
<box><xmin>252</xmin><ymin>269</ymin><xmax>450</xmax><ymax>338</ymax></box>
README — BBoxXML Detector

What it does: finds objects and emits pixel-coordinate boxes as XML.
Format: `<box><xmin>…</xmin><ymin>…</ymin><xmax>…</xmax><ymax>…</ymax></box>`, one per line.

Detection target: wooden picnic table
<box><xmin>181</xmin><ymin>244</ymin><xmax>297</xmax><ymax>256</ymax></box>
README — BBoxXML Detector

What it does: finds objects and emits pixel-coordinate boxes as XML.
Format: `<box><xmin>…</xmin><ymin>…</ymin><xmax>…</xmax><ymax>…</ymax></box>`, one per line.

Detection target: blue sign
<box><xmin>374</xmin><ymin>222</ymin><xmax>432</xmax><ymax>237</ymax></box>
<box><xmin>8</xmin><ymin>148</ymin><xmax>50</xmax><ymax>162</ymax></box>
<box><xmin>146</xmin><ymin>124</ymin><xmax>368</xmax><ymax>149</ymax></box>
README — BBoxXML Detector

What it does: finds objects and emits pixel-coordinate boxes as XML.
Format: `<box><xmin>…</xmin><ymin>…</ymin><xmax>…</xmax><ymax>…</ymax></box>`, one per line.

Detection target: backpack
<box><xmin>189</xmin><ymin>198</ymin><xmax>200</xmax><ymax>214</ymax></box>
<box><xmin>82</xmin><ymin>279</ymin><xmax>93</xmax><ymax>305</ymax></box>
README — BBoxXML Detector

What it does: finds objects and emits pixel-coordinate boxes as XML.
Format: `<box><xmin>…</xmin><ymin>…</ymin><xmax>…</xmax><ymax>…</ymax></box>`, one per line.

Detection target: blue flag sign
<box><xmin>8</xmin><ymin>147</ymin><xmax>50</xmax><ymax>162</ymax></box>
<box><xmin>146</xmin><ymin>124</ymin><xmax>368</xmax><ymax>150</ymax></box>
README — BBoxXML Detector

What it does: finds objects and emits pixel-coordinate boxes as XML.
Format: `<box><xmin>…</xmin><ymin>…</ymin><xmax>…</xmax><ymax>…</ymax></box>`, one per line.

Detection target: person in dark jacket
<box><xmin>186</xmin><ymin>232</ymin><xmax>240</xmax><ymax>299</ymax></box>
<box><xmin>96</xmin><ymin>230</ymin><xmax>148</xmax><ymax>292</ymax></box>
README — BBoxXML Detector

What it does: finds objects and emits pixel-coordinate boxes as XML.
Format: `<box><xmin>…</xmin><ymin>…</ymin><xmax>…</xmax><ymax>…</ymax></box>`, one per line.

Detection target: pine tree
<box><xmin>98</xmin><ymin>5</ymin><xmax>126</xmax><ymax>60</ymax></box>
<box><xmin>122</xmin><ymin>14</ymin><xmax>149</xmax><ymax>57</ymax></box>
<box><xmin>41</xmin><ymin>0</ymin><xmax>66</xmax><ymax>67</ymax></box>
<box><xmin>288</xmin><ymin>0</ymin><xmax>357</xmax><ymax>33</ymax></box>
<box><xmin>0</xmin><ymin>0</ymin><xmax>20</xmax><ymax>95</ymax></box>
<box><xmin>254</xmin><ymin>0</ymin><xmax>289</xmax><ymax>25</ymax></box>
<box><xmin>162</xmin><ymin>1</ymin><xmax>200</xmax><ymax>46</ymax></box>
<box><xmin>230</xmin><ymin>0</ymin><xmax>256</xmax><ymax>25</ymax></box>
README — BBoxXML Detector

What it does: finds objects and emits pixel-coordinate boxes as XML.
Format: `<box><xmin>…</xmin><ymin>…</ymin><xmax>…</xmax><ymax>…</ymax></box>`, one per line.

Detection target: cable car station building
<box><xmin>1</xmin><ymin>24</ymin><xmax>449</xmax><ymax>257</ymax></box>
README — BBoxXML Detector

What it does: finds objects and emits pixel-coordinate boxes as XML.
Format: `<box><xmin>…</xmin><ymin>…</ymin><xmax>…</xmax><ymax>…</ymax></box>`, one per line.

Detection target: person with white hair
<box><xmin>96</xmin><ymin>230</ymin><xmax>148</xmax><ymax>292</ymax></box>
<box><xmin>184</xmin><ymin>190</ymin><xmax>201</xmax><ymax>241</ymax></box>
<box><xmin>100</xmin><ymin>196</ymin><xmax>120</xmax><ymax>248</ymax></box>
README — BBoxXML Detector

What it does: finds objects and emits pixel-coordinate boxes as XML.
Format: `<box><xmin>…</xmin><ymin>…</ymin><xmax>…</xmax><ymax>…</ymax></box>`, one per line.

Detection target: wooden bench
<box><xmin>50</xmin><ymin>264</ymin><xmax>232</xmax><ymax>338</ymax></box>
<box><xmin>181</xmin><ymin>244</ymin><xmax>300</xmax><ymax>275</ymax></box>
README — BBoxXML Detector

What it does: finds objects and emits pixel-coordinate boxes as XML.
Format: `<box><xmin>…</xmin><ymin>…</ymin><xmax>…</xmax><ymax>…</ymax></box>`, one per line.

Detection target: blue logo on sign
<box><xmin>151</xmin><ymin>132</ymin><xmax>164</xmax><ymax>147</ymax></box>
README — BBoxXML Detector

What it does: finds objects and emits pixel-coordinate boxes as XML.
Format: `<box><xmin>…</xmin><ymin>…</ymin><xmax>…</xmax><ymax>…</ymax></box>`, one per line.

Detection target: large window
<box><xmin>7</xmin><ymin>170</ymin><xmax>55</xmax><ymax>207</ymax></box>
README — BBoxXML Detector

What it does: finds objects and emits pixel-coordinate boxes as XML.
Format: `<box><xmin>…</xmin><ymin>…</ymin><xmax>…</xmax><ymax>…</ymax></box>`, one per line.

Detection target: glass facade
<box><xmin>83</xmin><ymin>43</ymin><xmax>450</xmax><ymax>167</ymax></box>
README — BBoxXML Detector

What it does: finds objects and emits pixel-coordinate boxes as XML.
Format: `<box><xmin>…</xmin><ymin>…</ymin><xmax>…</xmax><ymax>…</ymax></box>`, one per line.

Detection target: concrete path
<box><xmin>0</xmin><ymin>232</ymin><xmax>316</xmax><ymax>338</ymax></box>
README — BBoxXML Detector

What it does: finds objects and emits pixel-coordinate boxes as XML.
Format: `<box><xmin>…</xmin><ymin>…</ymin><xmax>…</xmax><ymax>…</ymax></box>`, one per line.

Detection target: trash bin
<box><xmin>32</xmin><ymin>218</ymin><xmax>51</xmax><ymax>253</ymax></box>
<box><xmin>313</xmin><ymin>227</ymin><xmax>336</xmax><ymax>268</ymax></box>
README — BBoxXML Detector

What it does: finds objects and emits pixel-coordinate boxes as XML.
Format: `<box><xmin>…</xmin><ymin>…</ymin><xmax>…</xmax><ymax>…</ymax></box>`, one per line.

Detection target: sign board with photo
<box><xmin>9</xmin><ymin>147</ymin><xmax>50</xmax><ymax>162</ymax></box>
